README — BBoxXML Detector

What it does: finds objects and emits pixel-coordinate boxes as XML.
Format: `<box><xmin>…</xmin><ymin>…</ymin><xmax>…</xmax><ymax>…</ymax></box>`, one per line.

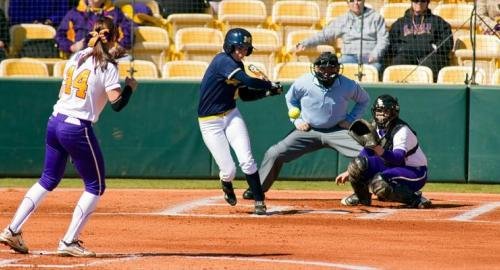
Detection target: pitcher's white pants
<box><xmin>199</xmin><ymin>108</ymin><xmax>257</xmax><ymax>182</ymax></box>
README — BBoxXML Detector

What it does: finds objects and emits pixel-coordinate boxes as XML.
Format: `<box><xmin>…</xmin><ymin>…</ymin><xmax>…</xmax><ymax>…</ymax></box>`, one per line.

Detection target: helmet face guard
<box><xmin>311</xmin><ymin>52</ymin><xmax>340</xmax><ymax>86</ymax></box>
<box><xmin>223</xmin><ymin>28</ymin><xmax>254</xmax><ymax>56</ymax></box>
<box><xmin>372</xmin><ymin>95</ymin><xmax>400</xmax><ymax>128</ymax></box>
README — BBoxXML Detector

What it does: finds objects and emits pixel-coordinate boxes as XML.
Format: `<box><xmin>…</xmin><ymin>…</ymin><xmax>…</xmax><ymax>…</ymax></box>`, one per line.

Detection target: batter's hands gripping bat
<box><xmin>247</xmin><ymin>64</ymin><xmax>283</xmax><ymax>96</ymax></box>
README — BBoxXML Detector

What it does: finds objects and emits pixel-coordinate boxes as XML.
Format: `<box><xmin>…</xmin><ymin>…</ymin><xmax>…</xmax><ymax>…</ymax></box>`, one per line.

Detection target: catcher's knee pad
<box><xmin>219</xmin><ymin>165</ymin><xmax>237</xmax><ymax>182</ymax></box>
<box><xmin>369</xmin><ymin>173</ymin><xmax>392</xmax><ymax>199</ymax></box>
<box><xmin>347</xmin><ymin>156</ymin><xmax>369</xmax><ymax>183</ymax></box>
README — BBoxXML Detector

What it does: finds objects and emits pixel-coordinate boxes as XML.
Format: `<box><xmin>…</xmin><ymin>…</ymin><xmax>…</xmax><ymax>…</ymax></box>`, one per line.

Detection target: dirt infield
<box><xmin>1</xmin><ymin>188</ymin><xmax>500</xmax><ymax>269</ymax></box>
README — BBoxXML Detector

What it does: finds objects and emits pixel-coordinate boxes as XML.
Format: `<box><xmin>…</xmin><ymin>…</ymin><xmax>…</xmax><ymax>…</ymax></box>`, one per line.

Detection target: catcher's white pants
<box><xmin>199</xmin><ymin>108</ymin><xmax>257</xmax><ymax>182</ymax></box>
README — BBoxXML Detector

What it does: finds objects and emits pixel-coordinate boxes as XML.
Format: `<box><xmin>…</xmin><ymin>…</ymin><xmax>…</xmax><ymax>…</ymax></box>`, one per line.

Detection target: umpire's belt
<box><xmin>311</xmin><ymin>124</ymin><xmax>343</xmax><ymax>133</ymax></box>
<box><xmin>198</xmin><ymin>108</ymin><xmax>234</xmax><ymax>121</ymax></box>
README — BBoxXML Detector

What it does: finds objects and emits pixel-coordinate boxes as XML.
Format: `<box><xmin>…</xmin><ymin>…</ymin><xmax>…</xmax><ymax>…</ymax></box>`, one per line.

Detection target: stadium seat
<box><xmin>382</xmin><ymin>65</ymin><xmax>434</xmax><ymax>83</ymax></box>
<box><xmin>437</xmin><ymin>66</ymin><xmax>487</xmax><ymax>84</ymax></box>
<box><xmin>271</xmin><ymin>1</ymin><xmax>321</xmax><ymax>43</ymax></box>
<box><xmin>117</xmin><ymin>60</ymin><xmax>159</xmax><ymax>79</ymax></box>
<box><xmin>161</xmin><ymin>60</ymin><xmax>209</xmax><ymax>80</ymax></box>
<box><xmin>380</xmin><ymin>3</ymin><xmax>411</xmax><ymax>28</ymax></box>
<box><xmin>174</xmin><ymin>27</ymin><xmax>224</xmax><ymax>62</ymax></box>
<box><xmin>244</xmin><ymin>61</ymin><xmax>269</xmax><ymax>79</ymax></box>
<box><xmin>245</xmin><ymin>28</ymin><xmax>281</xmax><ymax>72</ymax></box>
<box><xmin>284</xmin><ymin>30</ymin><xmax>335</xmax><ymax>62</ymax></box>
<box><xmin>166</xmin><ymin>13</ymin><xmax>215</xmax><ymax>41</ymax></box>
<box><xmin>133</xmin><ymin>26</ymin><xmax>170</xmax><ymax>70</ymax></box>
<box><xmin>114</xmin><ymin>0</ymin><xmax>161</xmax><ymax>17</ymax></box>
<box><xmin>434</xmin><ymin>4</ymin><xmax>474</xmax><ymax>38</ymax></box>
<box><xmin>341</xmin><ymin>63</ymin><xmax>379</xmax><ymax>82</ymax></box>
<box><xmin>0</xmin><ymin>58</ymin><xmax>49</xmax><ymax>77</ymax></box>
<box><xmin>492</xmin><ymin>69</ymin><xmax>500</xmax><ymax>85</ymax></box>
<box><xmin>9</xmin><ymin>23</ymin><xmax>57</xmax><ymax>58</ymax></box>
<box><xmin>52</xmin><ymin>60</ymin><xmax>68</xmax><ymax>78</ymax></box>
<box><xmin>273</xmin><ymin>62</ymin><xmax>311</xmax><ymax>82</ymax></box>
<box><xmin>454</xmin><ymin>35</ymin><xmax>500</xmax><ymax>80</ymax></box>
<box><xmin>217</xmin><ymin>0</ymin><xmax>267</xmax><ymax>30</ymax></box>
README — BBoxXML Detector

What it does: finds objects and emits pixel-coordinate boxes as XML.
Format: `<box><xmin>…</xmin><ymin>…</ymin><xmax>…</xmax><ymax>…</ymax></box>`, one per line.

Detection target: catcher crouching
<box><xmin>336</xmin><ymin>94</ymin><xmax>432</xmax><ymax>209</ymax></box>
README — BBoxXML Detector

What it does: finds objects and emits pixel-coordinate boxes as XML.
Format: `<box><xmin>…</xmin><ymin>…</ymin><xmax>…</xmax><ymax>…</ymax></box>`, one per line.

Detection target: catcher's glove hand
<box><xmin>267</xmin><ymin>81</ymin><xmax>283</xmax><ymax>96</ymax></box>
<box><xmin>348</xmin><ymin>119</ymin><xmax>380</xmax><ymax>148</ymax></box>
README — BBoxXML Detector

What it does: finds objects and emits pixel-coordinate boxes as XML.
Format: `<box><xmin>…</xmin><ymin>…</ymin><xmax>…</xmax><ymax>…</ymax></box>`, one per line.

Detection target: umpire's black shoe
<box><xmin>221</xmin><ymin>181</ymin><xmax>237</xmax><ymax>206</ymax></box>
<box><xmin>242</xmin><ymin>188</ymin><xmax>254</xmax><ymax>200</ymax></box>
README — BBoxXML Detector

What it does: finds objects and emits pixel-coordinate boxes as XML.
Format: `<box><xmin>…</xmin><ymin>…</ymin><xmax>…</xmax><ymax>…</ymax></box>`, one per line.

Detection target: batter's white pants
<box><xmin>199</xmin><ymin>108</ymin><xmax>258</xmax><ymax>182</ymax></box>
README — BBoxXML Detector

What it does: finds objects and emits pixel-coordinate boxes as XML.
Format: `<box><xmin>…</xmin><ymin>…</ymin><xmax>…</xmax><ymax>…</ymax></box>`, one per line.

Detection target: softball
<box><xmin>288</xmin><ymin>107</ymin><xmax>301</xmax><ymax>119</ymax></box>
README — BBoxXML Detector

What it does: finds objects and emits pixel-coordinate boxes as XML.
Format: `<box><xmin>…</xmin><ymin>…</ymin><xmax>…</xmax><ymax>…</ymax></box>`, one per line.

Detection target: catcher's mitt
<box><xmin>348</xmin><ymin>119</ymin><xmax>379</xmax><ymax>148</ymax></box>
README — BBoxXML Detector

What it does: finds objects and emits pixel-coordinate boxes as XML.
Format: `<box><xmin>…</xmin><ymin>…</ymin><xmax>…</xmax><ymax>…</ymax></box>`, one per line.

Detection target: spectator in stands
<box><xmin>56</xmin><ymin>0</ymin><xmax>133</xmax><ymax>56</ymax></box>
<box><xmin>296</xmin><ymin>0</ymin><xmax>389</xmax><ymax>72</ymax></box>
<box><xmin>477</xmin><ymin>0</ymin><xmax>499</xmax><ymax>35</ymax></box>
<box><xmin>0</xmin><ymin>7</ymin><xmax>8</xmax><ymax>61</ymax></box>
<box><xmin>8</xmin><ymin>0</ymin><xmax>71</xmax><ymax>27</ymax></box>
<box><xmin>388</xmin><ymin>0</ymin><xmax>453</xmax><ymax>82</ymax></box>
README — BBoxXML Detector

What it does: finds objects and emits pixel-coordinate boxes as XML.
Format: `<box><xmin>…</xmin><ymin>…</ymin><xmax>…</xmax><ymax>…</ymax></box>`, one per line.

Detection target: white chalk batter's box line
<box><xmin>0</xmin><ymin>250</ymin><xmax>380</xmax><ymax>270</ymax></box>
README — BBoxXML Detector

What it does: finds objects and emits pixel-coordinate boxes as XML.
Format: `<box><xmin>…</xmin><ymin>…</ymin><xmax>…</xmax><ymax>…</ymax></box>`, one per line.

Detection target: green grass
<box><xmin>1</xmin><ymin>178</ymin><xmax>500</xmax><ymax>194</ymax></box>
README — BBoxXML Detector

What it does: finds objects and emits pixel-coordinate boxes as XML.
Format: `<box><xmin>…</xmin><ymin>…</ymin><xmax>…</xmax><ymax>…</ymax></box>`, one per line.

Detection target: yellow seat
<box><xmin>161</xmin><ymin>60</ymin><xmax>209</xmax><ymax>80</ymax></box>
<box><xmin>273</xmin><ymin>62</ymin><xmax>311</xmax><ymax>82</ymax></box>
<box><xmin>114</xmin><ymin>0</ymin><xmax>161</xmax><ymax>17</ymax></box>
<box><xmin>380</xmin><ymin>3</ymin><xmax>411</xmax><ymax>28</ymax></box>
<box><xmin>434</xmin><ymin>4</ymin><xmax>474</xmax><ymax>38</ymax></box>
<box><xmin>437</xmin><ymin>66</ymin><xmax>487</xmax><ymax>84</ymax></box>
<box><xmin>271</xmin><ymin>1</ymin><xmax>321</xmax><ymax>43</ymax></box>
<box><xmin>174</xmin><ymin>27</ymin><xmax>224</xmax><ymax>62</ymax></box>
<box><xmin>284</xmin><ymin>30</ymin><xmax>335</xmax><ymax>62</ymax></box>
<box><xmin>454</xmin><ymin>35</ymin><xmax>500</xmax><ymax>79</ymax></box>
<box><xmin>166</xmin><ymin>13</ymin><xmax>214</xmax><ymax>41</ymax></box>
<box><xmin>244</xmin><ymin>61</ymin><xmax>269</xmax><ymax>79</ymax></box>
<box><xmin>0</xmin><ymin>58</ymin><xmax>49</xmax><ymax>77</ymax></box>
<box><xmin>52</xmin><ymin>60</ymin><xmax>68</xmax><ymax>78</ymax></box>
<box><xmin>491</xmin><ymin>69</ymin><xmax>500</xmax><ymax>85</ymax></box>
<box><xmin>9</xmin><ymin>23</ymin><xmax>57</xmax><ymax>57</ymax></box>
<box><xmin>133</xmin><ymin>26</ymin><xmax>170</xmax><ymax>70</ymax></box>
<box><xmin>341</xmin><ymin>63</ymin><xmax>379</xmax><ymax>82</ymax></box>
<box><xmin>244</xmin><ymin>28</ymin><xmax>281</xmax><ymax>73</ymax></box>
<box><xmin>382</xmin><ymin>65</ymin><xmax>434</xmax><ymax>83</ymax></box>
<box><xmin>117</xmin><ymin>60</ymin><xmax>159</xmax><ymax>79</ymax></box>
<box><xmin>217</xmin><ymin>0</ymin><xmax>267</xmax><ymax>30</ymax></box>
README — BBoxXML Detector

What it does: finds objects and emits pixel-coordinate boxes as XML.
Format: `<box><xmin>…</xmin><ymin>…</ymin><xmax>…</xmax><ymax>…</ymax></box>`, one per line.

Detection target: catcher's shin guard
<box><xmin>347</xmin><ymin>157</ymin><xmax>369</xmax><ymax>183</ymax></box>
<box><xmin>369</xmin><ymin>174</ymin><xmax>421</xmax><ymax>207</ymax></box>
<box><xmin>349</xmin><ymin>181</ymin><xmax>372</xmax><ymax>205</ymax></box>
<box><xmin>245</xmin><ymin>172</ymin><xmax>264</xmax><ymax>201</ymax></box>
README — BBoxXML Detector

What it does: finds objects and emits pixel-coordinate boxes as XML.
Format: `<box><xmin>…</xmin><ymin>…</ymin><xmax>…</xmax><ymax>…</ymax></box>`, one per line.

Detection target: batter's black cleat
<box><xmin>254</xmin><ymin>201</ymin><xmax>267</xmax><ymax>215</ymax></box>
<box><xmin>242</xmin><ymin>188</ymin><xmax>254</xmax><ymax>200</ymax></box>
<box><xmin>221</xmin><ymin>181</ymin><xmax>237</xmax><ymax>206</ymax></box>
<box><xmin>341</xmin><ymin>193</ymin><xmax>372</xmax><ymax>206</ymax></box>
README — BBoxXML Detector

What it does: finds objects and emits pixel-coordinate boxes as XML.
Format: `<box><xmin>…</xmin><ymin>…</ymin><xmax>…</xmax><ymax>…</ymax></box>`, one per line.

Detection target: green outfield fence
<box><xmin>1</xmin><ymin>79</ymin><xmax>499</xmax><ymax>183</ymax></box>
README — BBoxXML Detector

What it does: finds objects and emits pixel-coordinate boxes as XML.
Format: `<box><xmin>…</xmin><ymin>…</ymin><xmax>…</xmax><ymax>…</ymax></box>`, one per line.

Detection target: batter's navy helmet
<box><xmin>372</xmin><ymin>94</ymin><xmax>400</xmax><ymax>128</ymax></box>
<box><xmin>223</xmin><ymin>28</ymin><xmax>253</xmax><ymax>56</ymax></box>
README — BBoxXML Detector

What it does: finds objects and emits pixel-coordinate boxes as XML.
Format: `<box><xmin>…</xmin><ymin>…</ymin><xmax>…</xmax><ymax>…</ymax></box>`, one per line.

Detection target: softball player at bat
<box><xmin>198</xmin><ymin>27</ymin><xmax>283</xmax><ymax>215</ymax></box>
<box><xmin>0</xmin><ymin>17</ymin><xmax>137</xmax><ymax>257</ymax></box>
<box><xmin>336</xmin><ymin>95</ymin><xmax>432</xmax><ymax>209</ymax></box>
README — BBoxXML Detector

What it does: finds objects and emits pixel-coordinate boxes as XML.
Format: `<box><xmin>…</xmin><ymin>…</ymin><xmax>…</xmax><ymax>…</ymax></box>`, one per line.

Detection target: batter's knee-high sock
<box><xmin>245</xmin><ymin>172</ymin><xmax>265</xmax><ymax>201</ymax></box>
<box><xmin>62</xmin><ymin>191</ymin><xmax>99</xmax><ymax>243</ymax></box>
<box><xmin>9</xmin><ymin>182</ymin><xmax>49</xmax><ymax>233</ymax></box>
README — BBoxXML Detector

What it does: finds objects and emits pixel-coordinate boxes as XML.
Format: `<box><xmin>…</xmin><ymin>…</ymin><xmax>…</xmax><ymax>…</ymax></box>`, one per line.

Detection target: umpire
<box><xmin>243</xmin><ymin>52</ymin><xmax>370</xmax><ymax>199</ymax></box>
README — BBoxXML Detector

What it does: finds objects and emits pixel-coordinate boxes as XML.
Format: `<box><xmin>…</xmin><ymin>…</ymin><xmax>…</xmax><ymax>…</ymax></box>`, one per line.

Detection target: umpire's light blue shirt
<box><xmin>286</xmin><ymin>73</ymin><xmax>370</xmax><ymax>129</ymax></box>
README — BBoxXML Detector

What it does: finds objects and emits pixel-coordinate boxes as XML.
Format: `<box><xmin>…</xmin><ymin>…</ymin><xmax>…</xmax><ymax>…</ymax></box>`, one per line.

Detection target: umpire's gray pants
<box><xmin>259</xmin><ymin>127</ymin><xmax>362</xmax><ymax>192</ymax></box>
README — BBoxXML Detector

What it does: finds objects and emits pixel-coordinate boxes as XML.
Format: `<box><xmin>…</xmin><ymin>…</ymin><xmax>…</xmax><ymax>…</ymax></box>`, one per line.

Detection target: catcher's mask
<box><xmin>223</xmin><ymin>28</ymin><xmax>253</xmax><ymax>56</ymax></box>
<box><xmin>311</xmin><ymin>52</ymin><xmax>340</xmax><ymax>87</ymax></box>
<box><xmin>372</xmin><ymin>94</ymin><xmax>400</xmax><ymax>129</ymax></box>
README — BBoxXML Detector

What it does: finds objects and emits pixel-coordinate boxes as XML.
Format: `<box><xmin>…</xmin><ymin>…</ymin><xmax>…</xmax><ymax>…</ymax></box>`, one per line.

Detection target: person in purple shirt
<box><xmin>56</xmin><ymin>0</ymin><xmax>133</xmax><ymax>56</ymax></box>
